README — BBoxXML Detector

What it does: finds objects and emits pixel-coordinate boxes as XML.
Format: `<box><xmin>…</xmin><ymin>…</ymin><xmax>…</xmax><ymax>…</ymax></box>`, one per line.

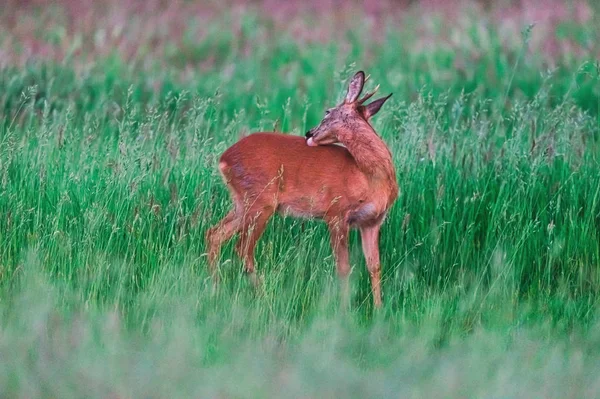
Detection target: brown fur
<box><xmin>206</xmin><ymin>71</ymin><xmax>397</xmax><ymax>308</ymax></box>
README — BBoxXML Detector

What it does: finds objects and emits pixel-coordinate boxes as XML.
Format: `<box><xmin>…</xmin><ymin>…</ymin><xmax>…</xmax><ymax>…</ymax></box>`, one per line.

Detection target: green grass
<box><xmin>1</xmin><ymin>7</ymin><xmax>600</xmax><ymax>398</ymax></box>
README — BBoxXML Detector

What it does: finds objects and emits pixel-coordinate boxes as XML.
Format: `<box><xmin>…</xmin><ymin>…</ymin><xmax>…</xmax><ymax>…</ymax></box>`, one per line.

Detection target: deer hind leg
<box><xmin>206</xmin><ymin>210</ymin><xmax>241</xmax><ymax>281</ymax></box>
<box><xmin>235</xmin><ymin>205</ymin><xmax>275</xmax><ymax>287</ymax></box>
<box><xmin>360</xmin><ymin>223</ymin><xmax>382</xmax><ymax>308</ymax></box>
<box><xmin>327</xmin><ymin>218</ymin><xmax>351</xmax><ymax>308</ymax></box>
<box><xmin>206</xmin><ymin>161</ymin><xmax>245</xmax><ymax>282</ymax></box>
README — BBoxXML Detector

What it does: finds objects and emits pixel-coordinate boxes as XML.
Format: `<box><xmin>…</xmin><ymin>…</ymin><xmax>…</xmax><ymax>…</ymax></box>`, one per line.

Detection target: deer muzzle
<box><xmin>305</xmin><ymin>130</ymin><xmax>318</xmax><ymax>146</ymax></box>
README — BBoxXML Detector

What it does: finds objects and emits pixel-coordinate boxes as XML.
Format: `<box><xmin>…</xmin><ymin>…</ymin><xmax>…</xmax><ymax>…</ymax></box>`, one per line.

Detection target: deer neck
<box><xmin>339</xmin><ymin>125</ymin><xmax>397</xmax><ymax>191</ymax></box>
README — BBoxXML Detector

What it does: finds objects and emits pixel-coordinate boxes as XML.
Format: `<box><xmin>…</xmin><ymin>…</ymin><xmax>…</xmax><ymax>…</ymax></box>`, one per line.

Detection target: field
<box><xmin>1</xmin><ymin>1</ymin><xmax>600</xmax><ymax>397</ymax></box>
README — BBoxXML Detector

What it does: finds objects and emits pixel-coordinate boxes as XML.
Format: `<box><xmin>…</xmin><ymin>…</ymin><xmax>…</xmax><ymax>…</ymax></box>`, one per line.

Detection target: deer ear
<box><xmin>363</xmin><ymin>93</ymin><xmax>392</xmax><ymax>119</ymax></box>
<box><xmin>345</xmin><ymin>71</ymin><xmax>365</xmax><ymax>104</ymax></box>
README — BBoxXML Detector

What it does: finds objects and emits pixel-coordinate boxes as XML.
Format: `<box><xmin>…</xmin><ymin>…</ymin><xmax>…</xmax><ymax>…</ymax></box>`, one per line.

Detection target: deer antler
<box><xmin>358</xmin><ymin>84</ymin><xmax>380</xmax><ymax>104</ymax></box>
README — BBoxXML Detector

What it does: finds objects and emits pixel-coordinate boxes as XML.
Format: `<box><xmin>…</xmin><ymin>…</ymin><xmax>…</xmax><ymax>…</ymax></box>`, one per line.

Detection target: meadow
<box><xmin>0</xmin><ymin>1</ymin><xmax>600</xmax><ymax>397</ymax></box>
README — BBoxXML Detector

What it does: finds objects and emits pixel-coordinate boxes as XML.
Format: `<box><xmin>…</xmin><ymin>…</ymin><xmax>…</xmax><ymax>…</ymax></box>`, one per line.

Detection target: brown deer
<box><xmin>205</xmin><ymin>71</ymin><xmax>398</xmax><ymax>308</ymax></box>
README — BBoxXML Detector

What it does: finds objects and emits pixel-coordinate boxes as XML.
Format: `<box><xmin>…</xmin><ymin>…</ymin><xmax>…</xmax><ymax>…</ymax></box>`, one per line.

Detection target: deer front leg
<box><xmin>328</xmin><ymin>219</ymin><xmax>351</xmax><ymax>309</ymax></box>
<box><xmin>360</xmin><ymin>223</ymin><xmax>382</xmax><ymax>308</ymax></box>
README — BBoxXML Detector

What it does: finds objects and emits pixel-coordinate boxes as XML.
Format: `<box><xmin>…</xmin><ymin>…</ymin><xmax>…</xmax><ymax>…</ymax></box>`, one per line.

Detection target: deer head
<box><xmin>305</xmin><ymin>71</ymin><xmax>392</xmax><ymax>147</ymax></box>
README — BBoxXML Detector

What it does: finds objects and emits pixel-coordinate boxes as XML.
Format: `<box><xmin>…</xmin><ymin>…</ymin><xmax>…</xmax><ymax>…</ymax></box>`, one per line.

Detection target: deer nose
<box><xmin>305</xmin><ymin>130</ymin><xmax>313</xmax><ymax>138</ymax></box>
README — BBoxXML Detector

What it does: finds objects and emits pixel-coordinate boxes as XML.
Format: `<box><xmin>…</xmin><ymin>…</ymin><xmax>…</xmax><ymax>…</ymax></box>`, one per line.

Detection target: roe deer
<box><xmin>206</xmin><ymin>71</ymin><xmax>398</xmax><ymax>308</ymax></box>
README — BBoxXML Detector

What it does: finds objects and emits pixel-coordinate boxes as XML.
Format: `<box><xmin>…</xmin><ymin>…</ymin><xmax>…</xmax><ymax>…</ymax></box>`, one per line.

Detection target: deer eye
<box><xmin>325</xmin><ymin>109</ymin><xmax>331</xmax><ymax>116</ymax></box>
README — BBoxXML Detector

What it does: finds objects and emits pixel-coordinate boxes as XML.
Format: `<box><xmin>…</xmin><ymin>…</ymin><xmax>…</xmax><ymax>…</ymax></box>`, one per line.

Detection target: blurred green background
<box><xmin>0</xmin><ymin>1</ymin><xmax>599</xmax><ymax>397</ymax></box>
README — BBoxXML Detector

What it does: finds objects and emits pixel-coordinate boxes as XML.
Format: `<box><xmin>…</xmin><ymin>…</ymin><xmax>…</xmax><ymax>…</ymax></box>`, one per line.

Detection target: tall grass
<box><xmin>0</xmin><ymin>4</ymin><xmax>599</xmax><ymax>397</ymax></box>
